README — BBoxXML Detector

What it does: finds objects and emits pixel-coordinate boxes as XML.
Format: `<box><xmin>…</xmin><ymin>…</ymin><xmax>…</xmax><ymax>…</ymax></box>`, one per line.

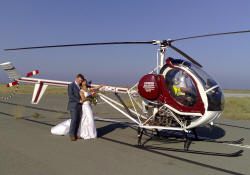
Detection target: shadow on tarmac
<box><xmin>97</xmin><ymin>123</ymin><xmax>128</xmax><ymax>137</ymax></box>
<box><xmin>101</xmin><ymin>136</ymin><xmax>244</xmax><ymax>175</ymax></box>
<box><xmin>0</xmin><ymin>111</ymin><xmax>55</xmax><ymax>127</ymax></box>
<box><xmin>216</xmin><ymin>122</ymin><xmax>250</xmax><ymax>130</ymax></box>
<box><xmin>0</xmin><ymin>100</ymin><xmax>68</xmax><ymax>114</ymax></box>
<box><xmin>195</xmin><ymin>125</ymin><xmax>225</xmax><ymax>139</ymax></box>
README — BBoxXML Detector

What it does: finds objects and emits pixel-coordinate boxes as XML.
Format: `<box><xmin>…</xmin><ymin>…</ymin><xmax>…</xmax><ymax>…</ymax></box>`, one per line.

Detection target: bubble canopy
<box><xmin>165</xmin><ymin>69</ymin><xmax>198</xmax><ymax>107</ymax></box>
<box><xmin>163</xmin><ymin>59</ymin><xmax>224</xmax><ymax>111</ymax></box>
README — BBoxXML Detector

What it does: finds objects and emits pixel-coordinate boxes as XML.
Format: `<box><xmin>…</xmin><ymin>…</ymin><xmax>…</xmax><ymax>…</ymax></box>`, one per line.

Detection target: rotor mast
<box><xmin>160</xmin><ymin>43</ymin><xmax>166</xmax><ymax>68</ymax></box>
<box><xmin>153</xmin><ymin>40</ymin><xmax>166</xmax><ymax>73</ymax></box>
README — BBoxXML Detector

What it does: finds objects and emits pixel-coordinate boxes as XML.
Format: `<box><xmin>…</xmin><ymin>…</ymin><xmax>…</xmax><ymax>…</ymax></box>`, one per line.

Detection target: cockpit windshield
<box><xmin>188</xmin><ymin>64</ymin><xmax>217</xmax><ymax>90</ymax></box>
<box><xmin>167</xmin><ymin>58</ymin><xmax>224</xmax><ymax>111</ymax></box>
<box><xmin>165</xmin><ymin>69</ymin><xmax>198</xmax><ymax>107</ymax></box>
<box><xmin>170</xmin><ymin>59</ymin><xmax>218</xmax><ymax>90</ymax></box>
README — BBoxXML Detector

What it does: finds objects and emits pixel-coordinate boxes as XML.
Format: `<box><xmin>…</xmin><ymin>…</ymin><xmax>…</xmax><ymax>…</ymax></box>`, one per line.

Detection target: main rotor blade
<box><xmin>168</xmin><ymin>44</ymin><xmax>202</xmax><ymax>67</ymax></box>
<box><xmin>4</xmin><ymin>41</ymin><xmax>154</xmax><ymax>51</ymax></box>
<box><xmin>170</xmin><ymin>30</ymin><xmax>250</xmax><ymax>42</ymax></box>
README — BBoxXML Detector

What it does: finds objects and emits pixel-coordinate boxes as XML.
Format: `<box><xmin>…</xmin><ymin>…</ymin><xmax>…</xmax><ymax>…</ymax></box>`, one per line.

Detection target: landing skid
<box><xmin>141</xmin><ymin>146</ymin><xmax>243</xmax><ymax>157</ymax></box>
<box><xmin>136</xmin><ymin>127</ymin><xmax>244</xmax><ymax>157</ymax></box>
<box><xmin>190</xmin><ymin>128</ymin><xmax>244</xmax><ymax>144</ymax></box>
<box><xmin>194</xmin><ymin>137</ymin><xmax>244</xmax><ymax>144</ymax></box>
<box><xmin>183</xmin><ymin>129</ymin><xmax>244</xmax><ymax>151</ymax></box>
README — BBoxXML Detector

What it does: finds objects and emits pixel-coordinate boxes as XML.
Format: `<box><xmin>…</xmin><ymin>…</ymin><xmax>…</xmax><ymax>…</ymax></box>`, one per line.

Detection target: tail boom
<box><xmin>1</xmin><ymin>62</ymin><xmax>128</xmax><ymax>104</ymax></box>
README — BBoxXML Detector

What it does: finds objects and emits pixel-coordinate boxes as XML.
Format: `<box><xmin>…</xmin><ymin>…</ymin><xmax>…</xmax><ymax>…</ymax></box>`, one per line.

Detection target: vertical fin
<box><xmin>32</xmin><ymin>83</ymin><xmax>48</xmax><ymax>104</ymax></box>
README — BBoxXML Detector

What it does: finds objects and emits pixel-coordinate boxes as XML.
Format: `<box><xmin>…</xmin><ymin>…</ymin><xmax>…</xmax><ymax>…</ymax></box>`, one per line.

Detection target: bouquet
<box><xmin>87</xmin><ymin>90</ymin><xmax>99</xmax><ymax>105</ymax></box>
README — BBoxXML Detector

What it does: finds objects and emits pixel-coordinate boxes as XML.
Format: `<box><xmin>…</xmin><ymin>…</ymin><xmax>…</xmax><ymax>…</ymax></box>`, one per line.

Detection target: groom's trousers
<box><xmin>69</xmin><ymin>105</ymin><xmax>82</xmax><ymax>137</ymax></box>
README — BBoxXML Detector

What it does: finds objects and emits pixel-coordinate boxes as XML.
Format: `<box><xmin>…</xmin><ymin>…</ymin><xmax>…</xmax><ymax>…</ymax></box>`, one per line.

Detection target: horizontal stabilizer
<box><xmin>6</xmin><ymin>81</ymin><xmax>19</xmax><ymax>87</ymax></box>
<box><xmin>31</xmin><ymin>83</ymin><xmax>48</xmax><ymax>104</ymax></box>
<box><xmin>26</xmin><ymin>70</ymin><xmax>39</xmax><ymax>77</ymax></box>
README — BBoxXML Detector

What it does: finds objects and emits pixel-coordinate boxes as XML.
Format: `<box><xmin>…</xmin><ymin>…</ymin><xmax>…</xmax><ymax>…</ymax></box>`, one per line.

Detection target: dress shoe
<box><xmin>71</xmin><ymin>137</ymin><xmax>76</xmax><ymax>141</ymax></box>
<box><xmin>77</xmin><ymin>136</ymin><xmax>81</xmax><ymax>139</ymax></box>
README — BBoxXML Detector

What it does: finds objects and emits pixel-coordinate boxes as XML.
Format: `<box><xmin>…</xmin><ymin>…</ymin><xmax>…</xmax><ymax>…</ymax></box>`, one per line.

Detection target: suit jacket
<box><xmin>67</xmin><ymin>82</ymin><xmax>82</xmax><ymax>111</ymax></box>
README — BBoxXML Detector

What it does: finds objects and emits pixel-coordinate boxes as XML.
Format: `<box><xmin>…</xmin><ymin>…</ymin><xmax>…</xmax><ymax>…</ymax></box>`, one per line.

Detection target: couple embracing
<box><xmin>51</xmin><ymin>74</ymin><xmax>104</xmax><ymax>141</ymax></box>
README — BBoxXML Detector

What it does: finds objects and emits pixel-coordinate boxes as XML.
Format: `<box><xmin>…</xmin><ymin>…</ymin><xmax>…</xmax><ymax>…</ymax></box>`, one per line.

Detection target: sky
<box><xmin>0</xmin><ymin>0</ymin><xmax>250</xmax><ymax>89</ymax></box>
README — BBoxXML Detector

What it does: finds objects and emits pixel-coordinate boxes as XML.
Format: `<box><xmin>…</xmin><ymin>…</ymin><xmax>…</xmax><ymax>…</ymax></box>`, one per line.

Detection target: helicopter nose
<box><xmin>186</xmin><ymin>111</ymin><xmax>222</xmax><ymax>129</ymax></box>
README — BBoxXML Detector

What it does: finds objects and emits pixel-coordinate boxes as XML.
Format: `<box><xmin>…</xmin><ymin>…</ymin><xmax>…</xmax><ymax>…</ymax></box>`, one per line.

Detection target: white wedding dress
<box><xmin>51</xmin><ymin>89</ymin><xmax>97</xmax><ymax>139</ymax></box>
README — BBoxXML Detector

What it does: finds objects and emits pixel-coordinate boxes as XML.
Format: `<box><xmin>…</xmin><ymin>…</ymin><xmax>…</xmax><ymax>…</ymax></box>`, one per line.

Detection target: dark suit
<box><xmin>67</xmin><ymin>82</ymin><xmax>82</xmax><ymax>137</ymax></box>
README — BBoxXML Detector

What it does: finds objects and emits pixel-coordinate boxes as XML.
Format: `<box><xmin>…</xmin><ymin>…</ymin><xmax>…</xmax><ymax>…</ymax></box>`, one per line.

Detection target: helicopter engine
<box><xmin>138</xmin><ymin>73</ymin><xmax>189</xmax><ymax>127</ymax></box>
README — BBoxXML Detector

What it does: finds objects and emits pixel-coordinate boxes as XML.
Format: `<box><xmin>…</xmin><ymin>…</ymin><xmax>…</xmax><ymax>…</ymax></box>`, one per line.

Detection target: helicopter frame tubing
<box><xmin>98</xmin><ymin>90</ymin><xmax>244</xmax><ymax>157</ymax></box>
<box><xmin>97</xmin><ymin>45</ymin><xmax>191</xmax><ymax>132</ymax></box>
<box><xmin>94</xmin><ymin>45</ymin><xmax>244</xmax><ymax>156</ymax></box>
<box><xmin>95</xmin><ymin>46</ymin><xmax>194</xmax><ymax>143</ymax></box>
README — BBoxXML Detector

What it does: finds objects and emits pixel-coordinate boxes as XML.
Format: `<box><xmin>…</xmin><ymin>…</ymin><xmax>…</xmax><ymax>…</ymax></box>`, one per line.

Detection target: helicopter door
<box><xmin>158</xmin><ymin>66</ymin><xmax>205</xmax><ymax>115</ymax></box>
<box><xmin>165</xmin><ymin>69</ymin><xmax>198</xmax><ymax>107</ymax></box>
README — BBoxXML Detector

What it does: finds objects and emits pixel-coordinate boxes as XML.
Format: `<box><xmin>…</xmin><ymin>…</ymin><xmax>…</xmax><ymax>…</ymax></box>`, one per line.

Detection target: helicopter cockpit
<box><xmin>163</xmin><ymin>58</ymin><xmax>224</xmax><ymax>112</ymax></box>
<box><xmin>165</xmin><ymin>70</ymin><xmax>198</xmax><ymax>107</ymax></box>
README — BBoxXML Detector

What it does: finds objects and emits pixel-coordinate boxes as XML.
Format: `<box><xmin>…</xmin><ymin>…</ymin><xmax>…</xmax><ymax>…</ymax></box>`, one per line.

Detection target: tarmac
<box><xmin>0</xmin><ymin>93</ymin><xmax>250</xmax><ymax>175</ymax></box>
<box><xmin>224</xmin><ymin>93</ymin><xmax>250</xmax><ymax>98</ymax></box>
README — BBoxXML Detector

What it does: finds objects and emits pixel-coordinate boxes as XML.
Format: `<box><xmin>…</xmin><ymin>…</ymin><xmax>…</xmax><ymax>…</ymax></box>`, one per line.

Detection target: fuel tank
<box><xmin>138</xmin><ymin>74</ymin><xmax>160</xmax><ymax>100</ymax></box>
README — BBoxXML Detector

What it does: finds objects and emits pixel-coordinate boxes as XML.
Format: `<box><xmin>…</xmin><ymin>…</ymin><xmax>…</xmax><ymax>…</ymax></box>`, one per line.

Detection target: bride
<box><xmin>51</xmin><ymin>80</ymin><xmax>104</xmax><ymax>139</ymax></box>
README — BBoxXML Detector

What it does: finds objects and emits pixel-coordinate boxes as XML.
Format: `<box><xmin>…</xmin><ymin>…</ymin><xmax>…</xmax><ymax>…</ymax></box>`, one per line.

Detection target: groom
<box><xmin>67</xmin><ymin>74</ymin><xmax>84</xmax><ymax>141</ymax></box>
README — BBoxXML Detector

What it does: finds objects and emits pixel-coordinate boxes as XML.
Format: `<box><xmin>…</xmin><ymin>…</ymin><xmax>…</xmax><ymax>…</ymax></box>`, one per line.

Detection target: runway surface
<box><xmin>224</xmin><ymin>92</ymin><xmax>250</xmax><ymax>98</ymax></box>
<box><xmin>0</xmin><ymin>94</ymin><xmax>249</xmax><ymax>175</ymax></box>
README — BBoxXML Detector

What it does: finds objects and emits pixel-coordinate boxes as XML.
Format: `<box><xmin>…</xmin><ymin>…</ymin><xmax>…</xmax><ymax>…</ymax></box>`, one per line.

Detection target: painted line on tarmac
<box><xmin>95</xmin><ymin>116</ymin><xmax>124</xmax><ymax>123</ymax></box>
<box><xmin>95</xmin><ymin>116</ymin><xmax>135</xmax><ymax>126</ymax></box>
<box><xmin>227</xmin><ymin>144</ymin><xmax>250</xmax><ymax>149</ymax></box>
<box><xmin>197</xmin><ymin>135</ymin><xmax>250</xmax><ymax>150</ymax></box>
<box><xmin>189</xmin><ymin>134</ymin><xmax>250</xmax><ymax>150</ymax></box>
<box><xmin>198</xmin><ymin>136</ymin><xmax>250</xmax><ymax>150</ymax></box>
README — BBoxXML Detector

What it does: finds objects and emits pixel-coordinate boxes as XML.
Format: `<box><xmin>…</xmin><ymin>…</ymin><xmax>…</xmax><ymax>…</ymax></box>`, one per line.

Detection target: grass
<box><xmin>222</xmin><ymin>97</ymin><xmax>250</xmax><ymax>120</ymax></box>
<box><xmin>223</xmin><ymin>89</ymin><xmax>250</xmax><ymax>94</ymax></box>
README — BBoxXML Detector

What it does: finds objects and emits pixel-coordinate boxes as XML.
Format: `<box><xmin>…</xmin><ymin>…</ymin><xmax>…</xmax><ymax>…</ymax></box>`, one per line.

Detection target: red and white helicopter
<box><xmin>1</xmin><ymin>30</ymin><xmax>249</xmax><ymax>156</ymax></box>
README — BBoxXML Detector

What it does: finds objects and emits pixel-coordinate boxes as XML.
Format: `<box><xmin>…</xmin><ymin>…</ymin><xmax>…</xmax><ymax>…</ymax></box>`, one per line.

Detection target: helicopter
<box><xmin>1</xmin><ymin>30</ymin><xmax>249</xmax><ymax>157</ymax></box>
